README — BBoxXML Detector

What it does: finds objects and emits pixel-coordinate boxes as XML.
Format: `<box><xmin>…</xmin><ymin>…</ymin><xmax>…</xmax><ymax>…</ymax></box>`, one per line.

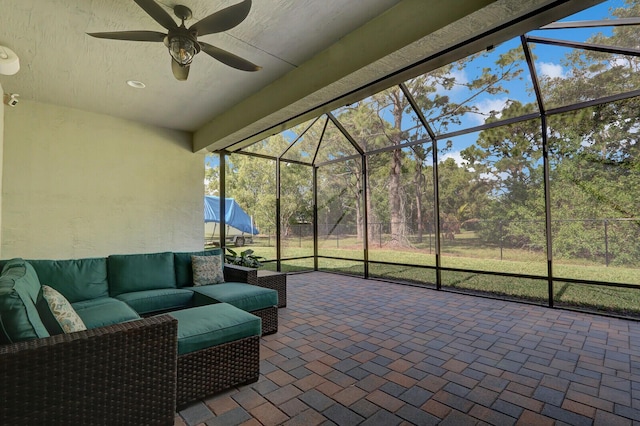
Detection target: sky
<box><xmin>437</xmin><ymin>0</ymin><xmax>628</xmax><ymax>165</ymax></box>
<box><xmin>207</xmin><ymin>0</ymin><xmax>631</xmax><ymax>169</ymax></box>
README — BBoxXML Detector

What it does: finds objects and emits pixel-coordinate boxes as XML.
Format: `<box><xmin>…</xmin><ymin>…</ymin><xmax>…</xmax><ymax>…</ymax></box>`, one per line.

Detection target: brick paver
<box><xmin>177</xmin><ymin>272</ymin><xmax>640</xmax><ymax>425</ymax></box>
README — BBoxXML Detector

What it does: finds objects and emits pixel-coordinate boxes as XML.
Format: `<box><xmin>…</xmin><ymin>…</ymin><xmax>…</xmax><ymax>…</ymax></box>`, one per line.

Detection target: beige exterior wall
<box><xmin>0</xmin><ymin>83</ymin><xmax>4</xmax><ymax>258</ymax></box>
<box><xmin>2</xmin><ymin>100</ymin><xmax>205</xmax><ymax>259</ymax></box>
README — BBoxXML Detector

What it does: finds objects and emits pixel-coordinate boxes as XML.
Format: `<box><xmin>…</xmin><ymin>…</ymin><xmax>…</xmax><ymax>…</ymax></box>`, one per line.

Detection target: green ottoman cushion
<box><xmin>0</xmin><ymin>259</ymin><xmax>50</xmax><ymax>343</ymax></box>
<box><xmin>72</xmin><ymin>297</ymin><xmax>141</xmax><ymax>329</ymax></box>
<box><xmin>191</xmin><ymin>283</ymin><xmax>277</xmax><ymax>313</ymax></box>
<box><xmin>116</xmin><ymin>289</ymin><xmax>194</xmax><ymax>315</ymax></box>
<box><xmin>108</xmin><ymin>252</ymin><xmax>176</xmax><ymax>296</ymax></box>
<box><xmin>28</xmin><ymin>258</ymin><xmax>108</xmax><ymax>303</ymax></box>
<box><xmin>169</xmin><ymin>303</ymin><xmax>261</xmax><ymax>355</ymax></box>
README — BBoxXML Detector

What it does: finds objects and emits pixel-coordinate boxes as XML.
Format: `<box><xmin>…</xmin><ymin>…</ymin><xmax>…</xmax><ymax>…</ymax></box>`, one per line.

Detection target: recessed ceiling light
<box><xmin>126</xmin><ymin>80</ymin><xmax>145</xmax><ymax>89</ymax></box>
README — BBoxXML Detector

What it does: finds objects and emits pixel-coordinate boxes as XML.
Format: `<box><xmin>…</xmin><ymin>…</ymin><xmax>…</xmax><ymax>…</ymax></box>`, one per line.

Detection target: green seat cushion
<box><xmin>72</xmin><ymin>297</ymin><xmax>141</xmax><ymax>329</ymax></box>
<box><xmin>190</xmin><ymin>283</ymin><xmax>277</xmax><ymax>313</ymax></box>
<box><xmin>174</xmin><ymin>249</ymin><xmax>223</xmax><ymax>288</ymax></box>
<box><xmin>108</xmin><ymin>252</ymin><xmax>176</xmax><ymax>296</ymax></box>
<box><xmin>0</xmin><ymin>259</ymin><xmax>50</xmax><ymax>343</ymax></box>
<box><xmin>28</xmin><ymin>258</ymin><xmax>108</xmax><ymax>303</ymax></box>
<box><xmin>169</xmin><ymin>303</ymin><xmax>261</xmax><ymax>355</ymax></box>
<box><xmin>116</xmin><ymin>289</ymin><xmax>193</xmax><ymax>315</ymax></box>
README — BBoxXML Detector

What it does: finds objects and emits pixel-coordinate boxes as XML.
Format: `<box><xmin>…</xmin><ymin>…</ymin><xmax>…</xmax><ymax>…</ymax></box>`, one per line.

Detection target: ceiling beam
<box><xmin>193</xmin><ymin>0</ymin><xmax>497</xmax><ymax>152</ymax></box>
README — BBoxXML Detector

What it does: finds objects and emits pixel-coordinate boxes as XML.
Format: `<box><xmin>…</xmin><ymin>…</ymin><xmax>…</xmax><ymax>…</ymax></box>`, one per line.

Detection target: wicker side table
<box><xmin>255</xmin><ymin>270</ymin><xmax>287</xmax><ymax>308</ymax></box>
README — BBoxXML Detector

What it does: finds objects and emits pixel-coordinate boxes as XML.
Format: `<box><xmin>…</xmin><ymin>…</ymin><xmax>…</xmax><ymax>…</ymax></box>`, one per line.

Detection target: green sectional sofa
<box><xmin>0</xmin><ymin>249</ymin><xmax>278</xmax><ymax>424</ymax></box>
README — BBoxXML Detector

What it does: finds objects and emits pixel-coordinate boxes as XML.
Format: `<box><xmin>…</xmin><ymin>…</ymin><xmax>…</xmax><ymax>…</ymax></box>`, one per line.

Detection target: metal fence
<box><xmin>256</xmin><ymin>218</ymin><xmax>640</xmax><ymax>268</ymax></box>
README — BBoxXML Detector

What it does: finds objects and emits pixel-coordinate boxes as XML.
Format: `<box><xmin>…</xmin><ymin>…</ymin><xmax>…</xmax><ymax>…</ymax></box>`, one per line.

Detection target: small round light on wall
<box><xmin>126</xmin><ymin>80</ymin><xmax>146</xmax><ymax>89</ymax></box>
<box><xmin>0</xmin><ymin>45</ymin><xmax>20</xmax><ymax>75</ymax></box>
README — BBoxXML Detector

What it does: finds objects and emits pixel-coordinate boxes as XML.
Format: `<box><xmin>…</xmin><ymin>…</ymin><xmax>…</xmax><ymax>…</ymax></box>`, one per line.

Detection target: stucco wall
<box><xmin>2</xmin><ymin>100</ymin><xmax>204</xmax><ymax>259</ymax></box>
<box><xmin>0</xmin><ymin>83</ymin><xmax>4</xmax><ymax>258</ymax></box>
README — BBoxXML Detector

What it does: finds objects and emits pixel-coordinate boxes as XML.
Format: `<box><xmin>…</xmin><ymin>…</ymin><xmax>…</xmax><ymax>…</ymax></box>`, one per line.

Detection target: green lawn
<box><xmin>246</xmin><ymin>233</ymin><xmax>640</xmax><ymax>317</ymax></box>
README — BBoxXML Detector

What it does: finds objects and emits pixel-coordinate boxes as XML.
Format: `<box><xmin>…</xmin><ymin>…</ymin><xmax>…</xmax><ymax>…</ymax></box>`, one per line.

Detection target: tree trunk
<box><xmin>354</xmin><ymin>166</ymin><xmax>363</xmax><ymax>242</ymax></box>
<box><xmin>415</xmin><ymin>171</ymin><xmax>424</xmax><ymax>243</ymax></box>
<box><xmin>389</xmin><ymin>147</ymin><xmax>404</xmax><ymax>245</ymax></box>
<box><xmin>365</xmin><ymin>157</ymin><xmax>378</xmax><ymax>245</ymax></box>
<box><xmin>387</xmin><ymin>88</ymin><xmax>407</xmax><ymax>247</ymax></box>
<box><xmin>413</xmin><ymin>148</ymin><xmax>428</xmax><ymax>244</ymax></box>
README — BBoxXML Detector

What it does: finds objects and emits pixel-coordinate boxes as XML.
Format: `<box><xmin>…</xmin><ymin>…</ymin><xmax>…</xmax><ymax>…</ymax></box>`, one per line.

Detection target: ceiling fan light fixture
<box><xmin>168</xmin><ymin>36</ymin><xmax>198</xmax><ymax>66</ymax></box>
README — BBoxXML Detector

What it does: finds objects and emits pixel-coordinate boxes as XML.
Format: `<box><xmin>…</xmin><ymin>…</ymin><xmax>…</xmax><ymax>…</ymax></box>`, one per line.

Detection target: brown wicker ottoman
<box><xmin>169</xmin><ymin>303</ymin><xmax>261</xmax><ymax>409</ymax></box>
<box><xmin>191</xmin><ymin>283</ymin><xmax>278</xmax><ymax>335</ymax></box>
<box><xmin>250</xmin><ymin>305</ymin><xmax>278</xmax><ymax>335</ymax></box>
<box><xmin>254</xmin><ymin>270</ymin><xmax>287</xmax><ymax>308</ymax></box>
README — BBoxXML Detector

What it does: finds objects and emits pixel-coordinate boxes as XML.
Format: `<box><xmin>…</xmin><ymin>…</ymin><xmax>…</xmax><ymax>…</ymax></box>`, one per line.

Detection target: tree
<box><xmin>408</xmin><ymin>144</ymin><xmax>432</xmax><ymax>242</ymax></box>
<box><xmin>280</xmin><ymin>162</ymin><xmax>314</xmax><ymax>238</ymax></box>
<box><xmin>331</xmin><ymin>103</ymin><xmax>388</xmax><ymax>244</ymax></box>
<box><xmin>209</xmin><ymin>0</ymin><xmax>640</xmax><ymax>269</ymax></box>
<box><xmin>461</xmin><ymin>2</ymin><xmax>640</xmax><ymax>264</ymax></box>
<box><xmin>305</xmin><ymin>117</ymin><xmax>363</xmax><ymax>241</ymax></box>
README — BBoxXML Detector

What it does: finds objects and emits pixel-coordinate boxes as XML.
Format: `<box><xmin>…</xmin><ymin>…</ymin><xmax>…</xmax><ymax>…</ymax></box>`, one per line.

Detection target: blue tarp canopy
<box><xmin>204</xmin><ymin>196</ymin><xmax>259</xmax><ymax>235</ymax></box>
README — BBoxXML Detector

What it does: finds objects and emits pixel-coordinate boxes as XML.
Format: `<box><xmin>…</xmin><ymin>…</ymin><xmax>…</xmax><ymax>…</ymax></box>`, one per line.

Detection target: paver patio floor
<box><xmin>176</xmin><ymin>271</ymin><xmax>640</xmax><ymax>425</ymax></box>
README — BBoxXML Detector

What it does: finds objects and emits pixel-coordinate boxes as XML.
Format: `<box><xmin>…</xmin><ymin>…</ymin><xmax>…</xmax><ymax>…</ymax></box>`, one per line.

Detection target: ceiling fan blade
<box><xmin>171</xmin><ymin>59</ymin><xmax>190</xmax><ymax>81</ymax></box>
<box><xmin>87</xmin><ymin>30</ymin><xmax>166</xmax><ymax>42</ymax></box>
<box><xmin>133</xmin><ymin>0</ymin><xmax>177</xmax><ymax>30</ymax></box>
<box><xmin>200</xmin><ymin>42</ymin><xmax>261</xmax><ymax>71</ymax></box>
<box><xmin>189</xmin><ymin>0</ymin><xmax>252</xmax><ymax>36</ymax></box>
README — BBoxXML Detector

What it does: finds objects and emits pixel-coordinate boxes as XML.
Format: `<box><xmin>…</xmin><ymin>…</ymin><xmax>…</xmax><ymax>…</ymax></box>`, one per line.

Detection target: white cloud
<box><xmin>611</xmin><ymin>57</ymin><xmax>627</xmax><ymax>68</ymax></box>
<box><xmin>448</xmin><ymin>68</ymin><xmax>469</xmax><ymax>88</ymax></box>
<box><xmin>426</xmin><ymin>68</ymin><xmax>469</xmax><ymax>95</ymax></box>
<box><xmin>439</xmin><ymin>151</ymin><xmax>468</xmax><ymax>166</ymax></box>
<box><xmin>479</xmin><ymin>170</ymin><xmax>509</xmax><ymax>182</ymax></box>
<box><xmin>469</xmin><ymin>97</ymin><xmax>509</xmax><ymax>125</ymax></box>
<box><xmin>537</xmin><ymin>62</ymin><xmax>565</xmax><ymax>79</ymax></box>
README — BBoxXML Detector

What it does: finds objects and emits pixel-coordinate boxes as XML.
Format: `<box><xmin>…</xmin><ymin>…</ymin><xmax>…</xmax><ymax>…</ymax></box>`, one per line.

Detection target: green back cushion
<box><xmin>174</xmin><ymin>249</ymin><xmax>223</xmax><ymax>288</ymax></box>
<box><xmin>28</xmin><ymin>258</ymin><xmax>108</xmax><ymax>303</ymax></box>
<box><xmin>0</xmin><ymin>259</ymin><xmax>50</xmax><ymax>344</ymax></box>
<box><xmin>108</xmin><ymin>252</ymin><xmax>176</xmax><ymax>296</ymax></box>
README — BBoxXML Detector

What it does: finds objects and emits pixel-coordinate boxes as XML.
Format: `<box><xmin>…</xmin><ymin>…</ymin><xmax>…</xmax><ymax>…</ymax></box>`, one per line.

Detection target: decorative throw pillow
<box><xmin>191</xmin><ymin>255</ymin><xmax>225</xmax><ymax>286</ymax></box>
<box><xmin>39</xmin><ymin>285</ymin><xmax>87</xmax><ymax>334</ymax></box>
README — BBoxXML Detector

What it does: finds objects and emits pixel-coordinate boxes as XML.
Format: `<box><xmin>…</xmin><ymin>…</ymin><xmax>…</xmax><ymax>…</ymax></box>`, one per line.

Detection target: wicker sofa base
<box><xmin>177</xmin><ymin>334</ymin><xmax>260</xmax><ymax>409</ymax></box>
<box><xmin>0</xmin><ymin>315</ymin><xmax>178</xmax><ymax>425</ymax></box>
<box><xmin>252</xmin><ymin>306</ymin><xmax>278</xmax><ymax>335</ymax></box>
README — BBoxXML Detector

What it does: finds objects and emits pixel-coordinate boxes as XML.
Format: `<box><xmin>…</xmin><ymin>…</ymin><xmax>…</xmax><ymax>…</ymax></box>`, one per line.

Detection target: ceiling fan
<box><xmin>88</xmin><ymin>0</ymin><xmax>261</xmax><ymax>81</ymax></box>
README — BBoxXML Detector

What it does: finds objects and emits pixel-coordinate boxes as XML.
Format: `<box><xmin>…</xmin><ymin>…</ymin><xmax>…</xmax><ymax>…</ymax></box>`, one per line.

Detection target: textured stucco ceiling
<box><xmin>0</xmin><ymin>0</ymin><xmax>600</xmax><ymax>152</ymax></box>
<box><xmin>0</xmin><ymin>0</ymin><xmax>402</xmax><ymax>129</ymax></box>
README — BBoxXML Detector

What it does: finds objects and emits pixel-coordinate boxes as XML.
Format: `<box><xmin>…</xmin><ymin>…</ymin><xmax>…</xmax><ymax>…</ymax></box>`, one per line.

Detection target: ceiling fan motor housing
<box><xmin>173</xmin><ymin>5</ymin><xmax>193</xmax><ymax>21</ymax></box>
